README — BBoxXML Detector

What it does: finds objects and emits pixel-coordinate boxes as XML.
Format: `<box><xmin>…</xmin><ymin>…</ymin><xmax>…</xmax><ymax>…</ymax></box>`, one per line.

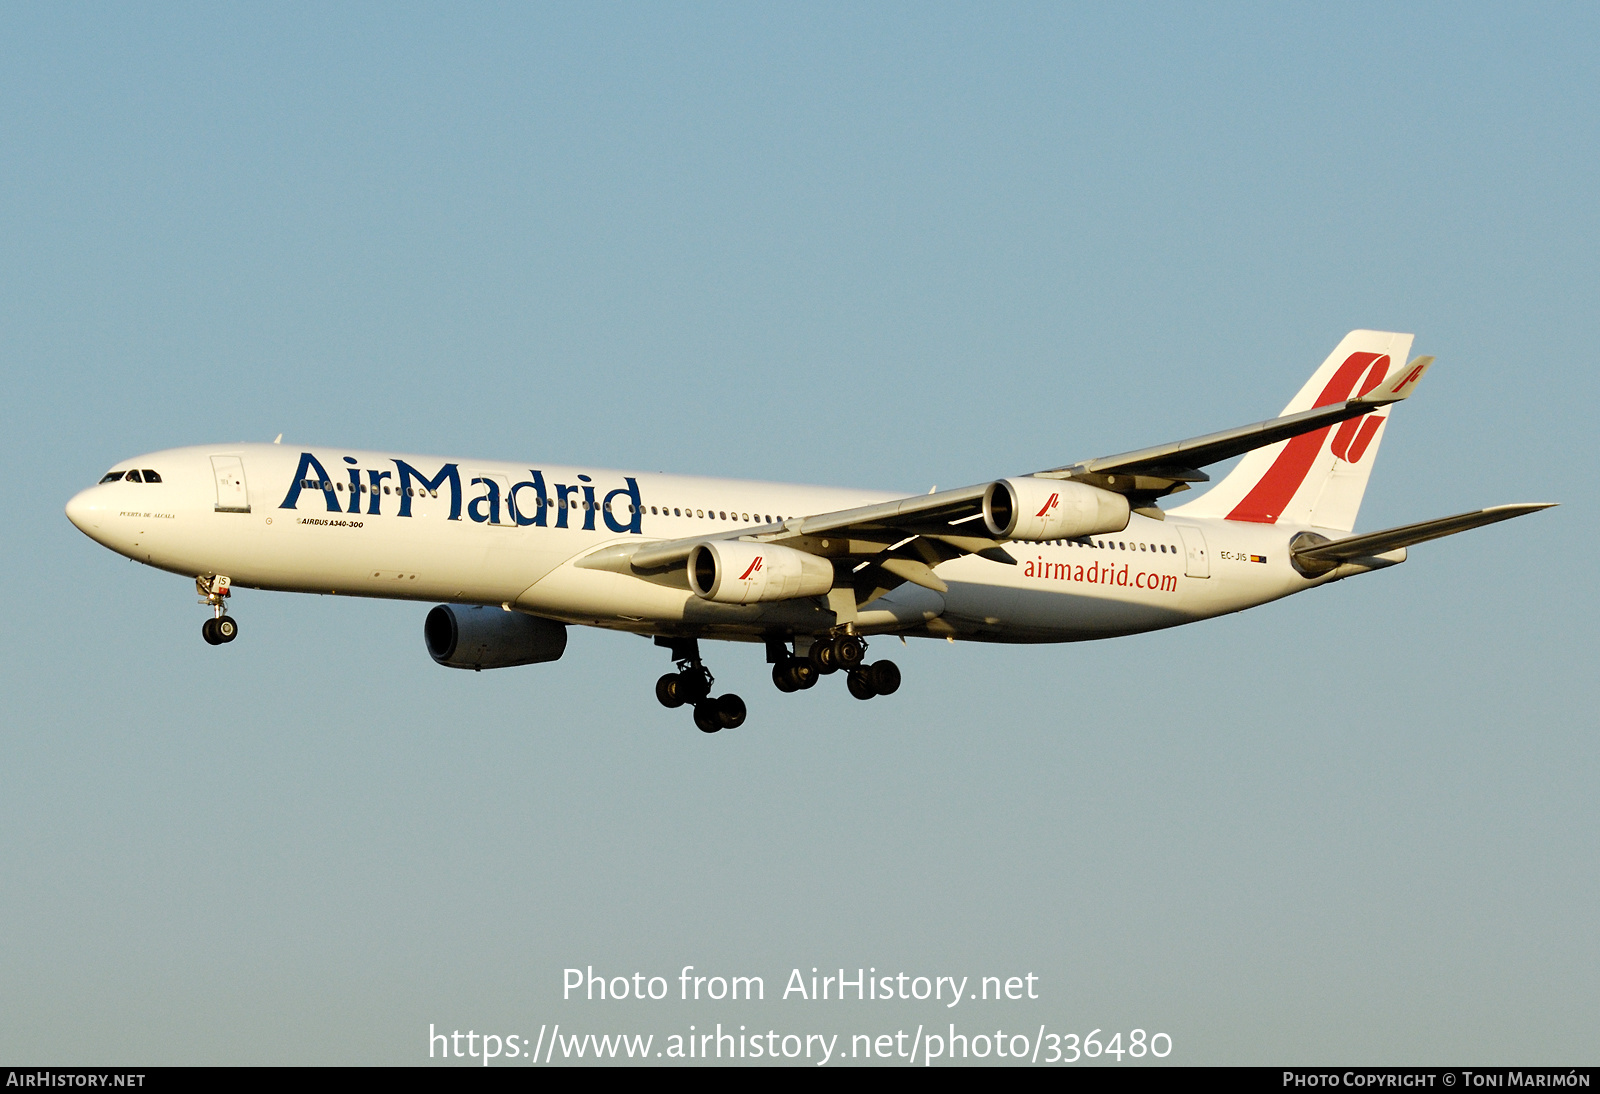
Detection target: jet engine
<box><xmin>424</xmin><ymin>604</ymin><xmax>568</xmax><ymax>669</ymax></box>
<box><xmin>982</xmin><ymin>477</ymin><xmax>1130</xmax><ymax>541</ymax></box>
<box><xmin>687</xmin><ymin>541</ymin><xmax>834</xmax><ymax>605</ymax></box>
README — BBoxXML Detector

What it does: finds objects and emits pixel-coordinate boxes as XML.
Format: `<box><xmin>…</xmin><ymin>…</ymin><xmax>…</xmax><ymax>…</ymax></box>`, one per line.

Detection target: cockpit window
<box><xmin>124</xmin><ymin>469</ymin><xmax>142</xmax><ymax>483</ymax></box>
<box><xmin>99</xmin><ymin>470</ymin><xmax>125</xmax><ymax>483</ymax></box>
<box><xmin>141</xmin><ymin>470</ymin><xmax>161</xmax><ymax>482</ymax></box>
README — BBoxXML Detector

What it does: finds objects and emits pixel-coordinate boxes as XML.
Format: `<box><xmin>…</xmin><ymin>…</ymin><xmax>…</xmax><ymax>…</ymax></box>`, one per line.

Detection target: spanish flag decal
<box><xmin>1250</xmin><ymin>554</ymin><xmax>1267</xmax><ymax>564</ymax></box>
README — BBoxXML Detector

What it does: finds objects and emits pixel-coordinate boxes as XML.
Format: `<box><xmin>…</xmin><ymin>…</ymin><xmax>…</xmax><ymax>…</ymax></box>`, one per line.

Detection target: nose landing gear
<box><xmin>197</xmin><ymin>575</ymin><xmax>238</xmax><ymax>645</ymax></box>
<box><xmin>654</xmin><ymin>637</ymin><xmax>745</xmax><ymax>733</ymax></box>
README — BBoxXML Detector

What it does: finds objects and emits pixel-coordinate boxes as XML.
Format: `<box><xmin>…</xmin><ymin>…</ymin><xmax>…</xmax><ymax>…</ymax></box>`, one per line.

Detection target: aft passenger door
<box><xmin>210</xmin><ymin>455</ymin><xmax>251</xmax><ymax>513</ymax></box>
<box><xmin>1175</xmin><ymin>524</ymin><xmax>1210</xmax><ymax>578</ymax></box>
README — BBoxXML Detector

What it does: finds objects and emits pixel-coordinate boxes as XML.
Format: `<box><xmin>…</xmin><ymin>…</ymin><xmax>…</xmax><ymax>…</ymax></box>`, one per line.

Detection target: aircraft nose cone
<box><xmin>65</xmin><ymin>488</ymin><xmax>100</xmax><ymax>534</ymax></box>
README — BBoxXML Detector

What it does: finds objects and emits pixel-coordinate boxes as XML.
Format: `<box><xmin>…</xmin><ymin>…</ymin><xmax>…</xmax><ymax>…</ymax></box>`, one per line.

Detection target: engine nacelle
<box><xmin>687</xmin><ymin>541</ymin><xmax>834</xmax><ymax>605</ymax></box>
<box><xmin>424</xmin><ymin>604</ymin><xmax>568</xmax><ymax>669</ymax></box>
<box><xmin>982</xmin><ymin>477</ymin><xmax>1130</xmax><ymax>541</ymax></box>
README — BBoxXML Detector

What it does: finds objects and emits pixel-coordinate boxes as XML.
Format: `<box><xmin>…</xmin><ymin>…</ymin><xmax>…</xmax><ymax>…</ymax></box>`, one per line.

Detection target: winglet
<box><xmin>1356</xmin><ymin>355</ymin><xmax>1433</xmax><ymax>405</ymax></box>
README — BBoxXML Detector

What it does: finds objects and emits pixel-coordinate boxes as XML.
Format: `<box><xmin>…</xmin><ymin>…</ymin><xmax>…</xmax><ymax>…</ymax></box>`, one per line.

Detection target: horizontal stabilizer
<box><xmin>1292</xmin><ymin>503</ymin><xmax>1555</xmax><ymax>565</ymax></box>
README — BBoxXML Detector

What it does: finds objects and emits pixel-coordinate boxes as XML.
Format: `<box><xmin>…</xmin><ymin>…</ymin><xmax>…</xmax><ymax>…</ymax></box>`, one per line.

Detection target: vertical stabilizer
<box><xmin>1169</xmin><ymin>330</ymin><xmax>1416</xmax><ymax>532</ymax></box>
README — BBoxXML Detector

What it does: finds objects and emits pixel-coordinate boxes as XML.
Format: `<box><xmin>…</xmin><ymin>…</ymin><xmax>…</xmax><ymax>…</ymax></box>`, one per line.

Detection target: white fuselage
<box><xmin>65</xmin><ymin>443</ymin><xmax>1381</xmax><ymax>646</ymax></box>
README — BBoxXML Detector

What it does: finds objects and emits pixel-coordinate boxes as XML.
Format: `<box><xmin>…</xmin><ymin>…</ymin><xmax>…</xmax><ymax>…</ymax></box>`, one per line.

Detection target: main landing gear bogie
<box><xmin>654</xmin><ymin>638</ymin><xmax>745</xmax><ymax>734</ymax></box>
<box><xmin>778</xmin><ymin>634</ymin><xmax>900</xmax><ymax>702</ymax></box>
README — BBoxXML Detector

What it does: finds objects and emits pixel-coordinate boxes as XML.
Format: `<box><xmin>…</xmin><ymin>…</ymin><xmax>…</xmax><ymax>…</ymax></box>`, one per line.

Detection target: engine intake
<box><xmin>687</xmin><ymin>541</ymin><xmax>834</xmax><ymax>605</ymax></box>
<box><xmin>425</xmin><ymin>605</ymin><xmax>568</xmax><ymax>669</ymax></box>
<box><xmin>983</xmin><ymin>478</ymin><xmax>1130</xmax><ymax>541</ymax></box>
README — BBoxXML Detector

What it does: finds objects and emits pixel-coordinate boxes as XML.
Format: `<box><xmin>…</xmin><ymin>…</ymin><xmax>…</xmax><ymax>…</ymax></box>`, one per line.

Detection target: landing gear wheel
<box><xmin>715</xmin><ymin>694</ymin><xmax>747</xmax><ymax>729</ymax></box>
<box><xmin>846</xmin><ymin>668</ymin><xmax>877</xmax><ymax>700</ymax></box>
<box><xmin>215</xmin><ymin>616</ymin><xmax>238</xmax><ymax>643</ymax></box>
<box><xmin>693</xmin><ymin>701</ymin><xmax>723</xmax><ymax>733</ymax></box>
<box><xmin>773</xmin><ymin>658</ymin><xmax>820</xmax><ymax>692</ymax></box>
<box><xmin>657</xmin><ymin>673</ymin><xmax>686</xmax><ymax>708</ymax></box>
<box><xmin>201</xmin><ymin>618</ymin><xmax>222</xmax><ymax>645</ymax></box>
<box><xmin>809</xmin><ymin>642</ymin><xmax>837</xmax><ymax>674</ymax></box>
<box><xmin>833</xmin><ymin>636</ymin><xmax>865</xmax><ymax>670</ymax></box>
<box><xmin>868</xmin><ymin>659</ymin><xmax>900</xmax><ymax>695</ymax></box>
<box><xmin>793</xmin><ymin>660</ymin><xmax>819</xmax><ymax>689</ymax></box>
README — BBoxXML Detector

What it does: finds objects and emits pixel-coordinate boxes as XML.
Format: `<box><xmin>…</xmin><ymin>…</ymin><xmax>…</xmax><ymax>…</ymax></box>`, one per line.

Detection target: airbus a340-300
<box><xmin>67</xmin><ymin>331</ymin><xmax>1551</xmax><ymax>733</ymax></box>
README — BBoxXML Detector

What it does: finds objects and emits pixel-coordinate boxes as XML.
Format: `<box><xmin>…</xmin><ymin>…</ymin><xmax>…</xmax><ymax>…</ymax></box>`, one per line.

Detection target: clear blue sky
<box><xmin>2</xmin><ymin>3</ymin><xmax>1595</xmax><ymax>1064</ymax></box>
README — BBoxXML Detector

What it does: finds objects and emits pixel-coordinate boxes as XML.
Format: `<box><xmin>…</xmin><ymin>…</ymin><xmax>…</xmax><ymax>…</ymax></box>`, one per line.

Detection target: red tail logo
<box><xmin>1036</xmin><ymin>493</ymin><xmax>1060</xmax><ymax>518</ymax></box>
<box><xmin>1329</xmin><ymin>355</ymin><xmax>1392</xmax><ymax>464</ymax></box>
<box><xmin>738</xmin><ymin>557</ymin><xmax>763</xmax><ymax>580</ymax></box>
<box><xmin>1228</xmin><ymin>352</ymin><xmax>1392</xmax><ymax>523</ymax></box>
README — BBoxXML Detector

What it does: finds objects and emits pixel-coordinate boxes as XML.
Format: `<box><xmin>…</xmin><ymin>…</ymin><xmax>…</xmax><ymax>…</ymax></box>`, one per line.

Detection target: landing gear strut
<box><xmin>654</xmin><ymin>637</ymin><xmax>746</xmax><ymax>733</ymax></box>
<box><xmin>197</xmin><ymin>575</ymin><xmax>238</xmax><ymax>645</ymax></box>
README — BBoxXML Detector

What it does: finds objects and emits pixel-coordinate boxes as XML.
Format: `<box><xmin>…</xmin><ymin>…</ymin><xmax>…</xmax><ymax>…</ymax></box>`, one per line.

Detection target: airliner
<box><xmin>65</xmin><ymin>331</ymin><xmax>1551</xmax><ymax>733</ymax></box>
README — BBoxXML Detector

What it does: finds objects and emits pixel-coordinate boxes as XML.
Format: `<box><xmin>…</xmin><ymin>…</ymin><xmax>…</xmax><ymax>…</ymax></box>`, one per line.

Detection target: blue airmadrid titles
<box><xmin>278</xmin><ymin>452</ymin><xmax>644</xmax><ymax>534</ymax></box>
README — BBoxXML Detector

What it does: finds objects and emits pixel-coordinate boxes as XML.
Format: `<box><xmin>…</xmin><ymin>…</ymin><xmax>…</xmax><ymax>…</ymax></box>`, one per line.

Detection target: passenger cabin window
<box><xmin>99</xmin><ymin>471</ymin><xmax>125</xmax><ymax>483</ymax></box>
